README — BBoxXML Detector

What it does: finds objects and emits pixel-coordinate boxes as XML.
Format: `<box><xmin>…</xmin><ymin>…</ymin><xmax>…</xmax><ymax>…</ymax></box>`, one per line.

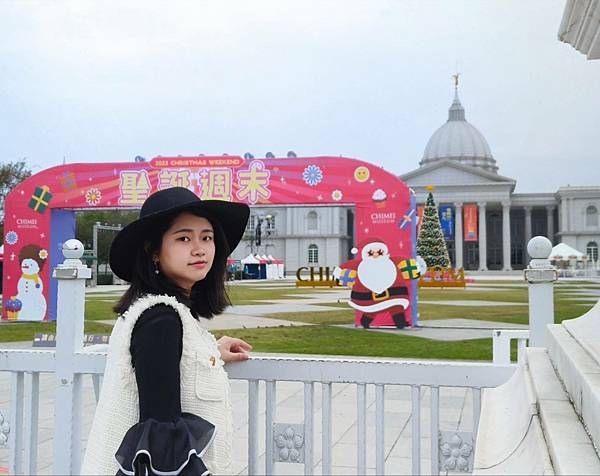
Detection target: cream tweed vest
<box><xmin>80</xmin><ymin>294</ymin><xmax>233</xmax><ymax>475</ymax></box>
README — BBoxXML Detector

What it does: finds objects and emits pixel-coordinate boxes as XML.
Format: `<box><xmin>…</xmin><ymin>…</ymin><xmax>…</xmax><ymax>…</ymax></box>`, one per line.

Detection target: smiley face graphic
<box><xmin>354</xmin><ymin>166</ymin><xmax>370</xmax><ymax>183</ymax></box>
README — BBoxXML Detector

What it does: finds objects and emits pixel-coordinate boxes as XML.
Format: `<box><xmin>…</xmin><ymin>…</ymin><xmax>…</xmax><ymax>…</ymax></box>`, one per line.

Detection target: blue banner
<box><xmin>439</xmin><ymin>206</ymin><xmax>454</xmax><ymax>241</ymax></box>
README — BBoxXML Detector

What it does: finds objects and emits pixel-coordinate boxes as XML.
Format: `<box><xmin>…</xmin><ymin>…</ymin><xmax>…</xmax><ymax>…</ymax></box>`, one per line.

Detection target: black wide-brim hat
<box><xmin>109</xmin><ymin>187</ymin><xmax>250</xmax><ymax>282</ymax></box>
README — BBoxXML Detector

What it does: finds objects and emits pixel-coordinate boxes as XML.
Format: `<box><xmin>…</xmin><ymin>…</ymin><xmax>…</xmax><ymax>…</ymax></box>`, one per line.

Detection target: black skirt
<box><xmin>115</xmin><ymin>413</ymin><xmax>215</xmax><ymax>476</ymax></box>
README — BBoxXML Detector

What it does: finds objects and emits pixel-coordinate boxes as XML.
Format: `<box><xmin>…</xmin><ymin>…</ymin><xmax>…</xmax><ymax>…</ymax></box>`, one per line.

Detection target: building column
<box><xmin>524</xmin><ymin>206</ymin><xmax>532</xmax><ymax>246</ymax></box>
<box><xmin>333</xmin><ymin>207</ymin><xmax>340</xmax><ymax>235</ymax></box>
<box><xmin>502</xmin><ymin>201</ymin><xmax>512</xmax><ymax>271</ymax></box>
<box><xmin>478</xmin><ymin>202</ymin><xmax>487</xmax><ymax>271</ymax></box>
<box><xmin>286</xmin><ymin>207</ymin><xmax>293</xmax><ymax>235</ymax></box>
<box><xmin>454</xmin><ymin>203</ymin><xmax>463</xmax><ymax>269</ymax></box>
<box><xmin>560</xmin><ymin>199</ymin><xmax>568</xmax><ymax>232</ymax></box>
<box><xmin>569</xmin><ymin>198</ymin><xmax>574</xmax><ymax>231</ymax></box>
<box><xmin>546</xmin><ymin>205</ymin><xmax>555</xmax><ymax>244</ymax></box>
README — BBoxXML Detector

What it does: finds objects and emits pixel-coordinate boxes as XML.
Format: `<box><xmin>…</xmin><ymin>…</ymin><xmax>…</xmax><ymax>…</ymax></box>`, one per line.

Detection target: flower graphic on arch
<box><xmin>85</xmin><ymin>188</ymin><xmax>102</xmax><ymax>206</ymax></box>
<box><xmin>331</xmin><ymin>190</ymin><xmax>343</xmax><ymax>201</ymax></box>
<box><xmin>274</xmin><ymin>426</ymin><xmax>304</xmax><ymax>462</ymax></box>
<box><xmin>302</xmin><ymin>164</ymin><xmax>323</xmax><ymax>187</ymax></box>
<box><xmin>5</xmin><ymin>231</ymin><xmax>18</xmax><ymax>246</ymax></box>
<box><xmin>441</xmin><ymin>433</ymin><xmax>473</xmax><ymax>472</ymax></box>
<box><xmin>38</xmin><ymin>249</ymin><xmax>48</xmax><ymax>260</ymax></box>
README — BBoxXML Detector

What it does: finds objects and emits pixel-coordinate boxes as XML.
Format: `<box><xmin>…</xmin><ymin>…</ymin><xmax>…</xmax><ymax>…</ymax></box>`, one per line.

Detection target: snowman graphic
<box><xmin>16</xmin><ymin>244</ymin><xmax>48</xmax><ymax>321</ymax></box>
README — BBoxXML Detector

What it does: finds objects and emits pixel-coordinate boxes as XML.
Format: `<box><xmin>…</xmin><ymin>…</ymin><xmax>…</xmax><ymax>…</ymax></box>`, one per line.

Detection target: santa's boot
<box><xmin>360</xmin><ymin>314</ymin><xmax>373</xmax><ymax>329</ymax></box>
<box><xmin>392</xmin><ymin>312</ymin><xmax>406</xmax><ymax>329</ymax></box>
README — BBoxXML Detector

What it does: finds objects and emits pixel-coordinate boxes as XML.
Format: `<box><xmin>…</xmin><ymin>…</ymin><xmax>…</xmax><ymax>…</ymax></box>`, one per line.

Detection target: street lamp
<box><xmin>265</xmin><ymin>214</ymin><xmax>273</xmax><ymax>236</ymax></box>
<box><xmin>254</xmin><ymin>214</ymin><xmax>273</xmax><ymax>249</ymax></box>
<box><xmin>254</xmin><ymin>218</ymin><xmax>262</xmax><ymax>247</ymax></box>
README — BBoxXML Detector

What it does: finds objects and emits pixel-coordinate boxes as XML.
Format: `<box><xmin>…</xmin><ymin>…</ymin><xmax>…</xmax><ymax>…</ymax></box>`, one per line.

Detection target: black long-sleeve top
<box><xmin>114</xmin><ymin>304</ymin><xmax>215</xmax><ymax>476</ymax></box>
<box><xmin>131</xmin><ymin>304</ymin><xmax>183</xmax><ymax>421</ymax></box>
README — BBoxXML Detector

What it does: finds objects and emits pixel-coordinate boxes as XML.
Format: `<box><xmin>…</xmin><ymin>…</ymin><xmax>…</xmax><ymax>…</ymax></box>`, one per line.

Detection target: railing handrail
<box><xmin>0</xmin><ymin>350</ymin><xmax>515</xmax><ymax>388</ymax></box>
<box><xmin>226</xmin><ymin>355</ymin><xmax>515</xmax><ymax>387</ymax></box>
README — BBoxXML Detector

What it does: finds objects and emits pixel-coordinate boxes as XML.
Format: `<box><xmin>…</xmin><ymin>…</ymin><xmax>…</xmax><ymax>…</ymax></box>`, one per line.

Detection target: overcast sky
<box><xmin>1</xmin><ymin>0</ymin><xmax>599</xmax><ymax>193</ymax></box>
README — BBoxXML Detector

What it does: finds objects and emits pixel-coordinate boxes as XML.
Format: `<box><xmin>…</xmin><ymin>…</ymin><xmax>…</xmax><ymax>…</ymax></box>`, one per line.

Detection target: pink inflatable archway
<box><xmin>2</xmin><ymin>156</ymin><xmax>417</xmax><ymax>323</ymax></box>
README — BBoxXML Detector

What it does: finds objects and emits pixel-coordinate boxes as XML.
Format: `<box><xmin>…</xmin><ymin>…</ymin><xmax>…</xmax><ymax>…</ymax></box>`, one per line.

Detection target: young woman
<box><xmin>81</xmin><ymin>187</ymin><xmax>251</xmax><ymax>476</ymax></box>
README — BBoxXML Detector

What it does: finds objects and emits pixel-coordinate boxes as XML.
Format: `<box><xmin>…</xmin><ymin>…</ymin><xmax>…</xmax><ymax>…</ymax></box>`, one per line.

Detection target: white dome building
<box><xmin>401</xmin><ymin>85</ymin><xmax>600</xmax><ymax>273</ymax></box>
<box><xmin>420</xmin><ymin>91</ymin><xmax>498</xmax><ymax>173</ymax></box>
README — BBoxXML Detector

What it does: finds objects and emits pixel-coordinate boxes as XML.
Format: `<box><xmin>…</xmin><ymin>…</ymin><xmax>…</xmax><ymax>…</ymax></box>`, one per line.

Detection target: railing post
<box><xmin>492</xmin><ymin>330</ymin><xmax>510</xmax><ymax>365</ymax></box>
<box><xmin>52</xmin><ymin>239</ymin><xmax>91</xmax><ymax>475</ymax></box>
<box><xmin>525</xmin><ymin>236</ymin><xmax>558</xmax><ymax>347</ymax></box>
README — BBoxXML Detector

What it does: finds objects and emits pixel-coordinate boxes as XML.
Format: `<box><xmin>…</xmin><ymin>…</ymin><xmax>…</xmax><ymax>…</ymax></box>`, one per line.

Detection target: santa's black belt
<box><xmin>351</xmin><ymin>287</ymin><xmax>408</xmax><ymax>302</ymax></box>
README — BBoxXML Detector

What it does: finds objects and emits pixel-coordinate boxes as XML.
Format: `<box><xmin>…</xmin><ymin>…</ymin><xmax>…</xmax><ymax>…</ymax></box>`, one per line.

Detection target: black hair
<box><xmin>113</xmin><ymin>208</ymin><xmax>231</xmax><ymax>319</ymax></box>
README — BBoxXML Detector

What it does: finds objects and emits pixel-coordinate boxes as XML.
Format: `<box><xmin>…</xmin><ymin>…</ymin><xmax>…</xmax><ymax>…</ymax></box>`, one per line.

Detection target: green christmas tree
<box><xmin>417</xmin><ymin>190</ymin><xmax>450</xmax><ymax>268</ymax></box>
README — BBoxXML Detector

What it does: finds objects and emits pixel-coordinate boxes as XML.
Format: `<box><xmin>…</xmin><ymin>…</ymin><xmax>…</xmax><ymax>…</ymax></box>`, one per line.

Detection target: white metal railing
<box><xmin>1</xmin><ymin>350</ymin><xmax>514</xmax><ymax>475</ymax></box>
<box><xmin>4</xmin><ymin>238</ymin><xmax>565</xmax><ymax>475</ymax></box>
<box><xmin>492</xmin><ymin>329</ymin><xmax>530</xmax><ymax>365</ymax></box>
<box><xmin>228</xmin><ymin>356</ymin><xmax>514</xmax><ymax>475</ymax></box>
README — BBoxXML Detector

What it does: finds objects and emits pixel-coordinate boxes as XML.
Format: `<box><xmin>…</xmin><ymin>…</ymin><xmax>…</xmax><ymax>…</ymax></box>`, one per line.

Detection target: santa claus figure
<box><xmin>334</xmin><ymin>239</ymin><xmax>419</xmax><ymax>329</ymax></box>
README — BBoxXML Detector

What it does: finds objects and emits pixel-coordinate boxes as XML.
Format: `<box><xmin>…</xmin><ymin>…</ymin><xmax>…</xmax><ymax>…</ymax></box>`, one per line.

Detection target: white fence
<box><xmin>2</xmin><ymin>351</ymin><xmax>514</xmax><ymax>475</ymax></box>
<box><xmin>492</xmin><ymin>329</ymin><xmax>530</xmax><ymax>365</ymax></box>
<box><xmin>1</xmin><ymin>238</ymin><xmax>560</xmax><ymax>475</ymax></box>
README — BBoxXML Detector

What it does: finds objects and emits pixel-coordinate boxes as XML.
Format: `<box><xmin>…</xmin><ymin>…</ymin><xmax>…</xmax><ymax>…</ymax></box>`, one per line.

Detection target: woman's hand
<box><xmin>217</xmin><ymin>336</ymin><xmax>252</xmax><ymax>363</ymax></box>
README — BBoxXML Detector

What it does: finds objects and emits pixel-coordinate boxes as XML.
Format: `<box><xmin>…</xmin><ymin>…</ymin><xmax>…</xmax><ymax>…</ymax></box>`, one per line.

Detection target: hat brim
<box><xmin>109</xmin><ymin>200</ymin><xmax>249</xmax><ymax>282</ymax></box>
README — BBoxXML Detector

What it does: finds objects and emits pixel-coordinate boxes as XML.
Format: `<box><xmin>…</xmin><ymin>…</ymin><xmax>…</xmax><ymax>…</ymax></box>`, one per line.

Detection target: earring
<box><xmin>153</xmin><ymin>261</ymin><xmax>160</xmax><ymax>275</ymax></box>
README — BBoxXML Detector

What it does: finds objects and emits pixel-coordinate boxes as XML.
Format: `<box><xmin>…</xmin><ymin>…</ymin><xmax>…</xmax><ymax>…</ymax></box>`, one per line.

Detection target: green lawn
<box><xmin>211</xmin><ymin>325</ymin><xmax>517</xmax><ymax>361</ymax></box>
<box><xmin>226</xmin><ymin>285</ymin><xmax>315</xmax><ymax>304</ymax></box>
<box><xmin>264</xmin><ymin>309</ymin><xmax>355</xmax><ymax>325</ymax></box>
<box><xmin>1</xmin><ymin>279</ymin><xmax>596</xmax><ymax>361</ymax></box>
<box><xmin>0</xmin><ymin>321</ymin><xmax>114</xmax><ymax>343</ymax></box>
<box><xmin>419</xmin><ymin>288</ymin><xmax>529</xmax><ymax>303</ymax></box>
<box><xmin>84</xmin><ymin>299</ymin><xmax>120</xmax><ymax>321</ymax></box>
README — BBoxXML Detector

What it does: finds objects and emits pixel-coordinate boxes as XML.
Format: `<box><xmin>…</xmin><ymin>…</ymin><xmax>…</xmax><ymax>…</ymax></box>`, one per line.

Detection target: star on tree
<box><xmin>417</xmin><ymin>186</ymin><xmax>450</xmax><ymax>269</ymax></box>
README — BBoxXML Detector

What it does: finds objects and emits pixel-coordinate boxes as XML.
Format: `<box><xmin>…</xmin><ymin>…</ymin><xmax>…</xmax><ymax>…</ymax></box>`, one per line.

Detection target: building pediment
<box><xmin>399</xmin><ymin>160</ymin><xmax>516</xmax><ymax>188</ymax></box>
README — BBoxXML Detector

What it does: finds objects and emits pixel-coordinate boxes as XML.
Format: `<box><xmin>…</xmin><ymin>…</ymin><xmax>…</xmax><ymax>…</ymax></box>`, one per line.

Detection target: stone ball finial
<box><xmin>527</xmin><ymin>236</ymin><xmax>552</xmax><ymax>259</ymax></box>
<box><xmin>62</xmin><ymin>239</ymin><xmax>85</xmax><ymax>260</ymax></box>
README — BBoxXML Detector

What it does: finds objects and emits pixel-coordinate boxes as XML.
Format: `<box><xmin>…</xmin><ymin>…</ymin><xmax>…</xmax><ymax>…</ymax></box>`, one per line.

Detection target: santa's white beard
<box><xmin>358</xmin><ymin>256</ymin><xmax>397</xmax><ymax>294</ymax></box>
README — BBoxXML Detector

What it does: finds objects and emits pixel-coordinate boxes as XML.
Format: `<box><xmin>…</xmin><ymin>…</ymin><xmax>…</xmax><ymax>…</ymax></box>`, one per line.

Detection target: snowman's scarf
<box><xmin>21</xmin><ymin>273</ymin><xmax>40</xmax><ymax>287</ymax></box>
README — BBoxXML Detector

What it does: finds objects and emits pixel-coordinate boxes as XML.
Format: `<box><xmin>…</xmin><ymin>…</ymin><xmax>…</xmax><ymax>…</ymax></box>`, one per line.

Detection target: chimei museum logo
<box><xmin>370</xmin><ymin>212</ymin><xmax>396</xmax><ymax>224</ymax></box>
<box><xmin>16</xmin><ymin>218</ymin><xmax>39</xmax><ymax>229</ymax></box>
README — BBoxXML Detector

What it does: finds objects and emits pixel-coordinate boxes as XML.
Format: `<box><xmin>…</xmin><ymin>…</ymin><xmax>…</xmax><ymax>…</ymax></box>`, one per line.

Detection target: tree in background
<box><xmin>416</xmin><ymin>187</ymin><xmax>450</xmax><ymax>268</ymax></box>
<box><xmin>0</xmin><ymin>160</ymin><xmax>32</xmax><ymax>237</ymax></box>
<box><xmin>76</xmin><ymin>210</ymin><xmax>138</xmax><ymax>264</ymax></box>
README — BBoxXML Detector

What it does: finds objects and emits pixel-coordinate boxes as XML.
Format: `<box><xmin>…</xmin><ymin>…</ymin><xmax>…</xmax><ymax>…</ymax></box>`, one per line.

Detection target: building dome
<box><xmin>420</xmin><ymin>90</ymin><xmax>498</xmax><ymax>173</ymax></box>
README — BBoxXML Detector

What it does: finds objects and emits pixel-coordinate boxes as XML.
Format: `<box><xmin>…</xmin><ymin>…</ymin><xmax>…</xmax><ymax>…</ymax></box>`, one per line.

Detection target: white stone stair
<box><xmin>547</xmin><ymin>300</ymin><xmax>600</xmax><ymax>455</ymax></box>
<box><xmin>474</xmin><ymin>300</ymin><xmax>600</xmax><ymax>475</ymax></box>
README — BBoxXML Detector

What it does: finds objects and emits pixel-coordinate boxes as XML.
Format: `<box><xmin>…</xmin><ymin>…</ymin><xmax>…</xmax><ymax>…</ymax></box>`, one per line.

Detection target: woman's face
<box><xmin>156</xmin><ymin>212</ymin><xmax>216</xmax><ymax>291</ymax></box>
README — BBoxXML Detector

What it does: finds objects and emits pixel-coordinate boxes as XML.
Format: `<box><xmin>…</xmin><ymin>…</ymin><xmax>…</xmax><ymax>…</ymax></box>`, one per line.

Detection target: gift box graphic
<box><xmin>28</xmin><ymin>186</ymin><xmax>53</xmax><ymax>213</ymax></box>
<box><xmin>398</xmin><ymin>259</ymin><xmax>421</xmax><ymax>280</ymax></box>
<box><xmin>339</xmin><ymin>268</ymin><xmax>357</xmax><ymax>286</ymax></box>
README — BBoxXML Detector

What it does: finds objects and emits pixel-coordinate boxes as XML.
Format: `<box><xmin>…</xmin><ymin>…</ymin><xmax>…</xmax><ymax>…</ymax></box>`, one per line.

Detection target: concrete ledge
<box><xmin>562</xmin><ymin>300</ymin><xmax>600</xmax><ymax>366</ymax></box>
<box><xmin>527</xmin><ymin>348</ymin><xmax>600</xmax><ymax>475</ymax></box>
<box><xmin>473</xmin><ymin>364</ymin><xmax>553</xmax><ymax>474</ymax></box>
<box><xmin>547</xmin><ymin>324</ymin><xmax>600</xmax><ymax>453</ymax></box>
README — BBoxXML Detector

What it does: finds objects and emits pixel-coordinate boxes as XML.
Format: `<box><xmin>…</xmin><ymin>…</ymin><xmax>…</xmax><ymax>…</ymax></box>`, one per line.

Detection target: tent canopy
<box><xmin>268</xmin><ymin>254</ymin><xmax>282</xmax><ymax>264</ymax></box>
<box><xmin>255</xmin><ymin>255</ymin><xmax>268</xmax><ymax>264</ymax></box>
<box><xmin>550</xmin><ymin>243</ymin><xmax>586</xmax><ymax>260</ymax></box>
<box><xmin>241</xmin><ymin>254</ymin><xmax>260</xmax><ymax>264</ymax></box>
